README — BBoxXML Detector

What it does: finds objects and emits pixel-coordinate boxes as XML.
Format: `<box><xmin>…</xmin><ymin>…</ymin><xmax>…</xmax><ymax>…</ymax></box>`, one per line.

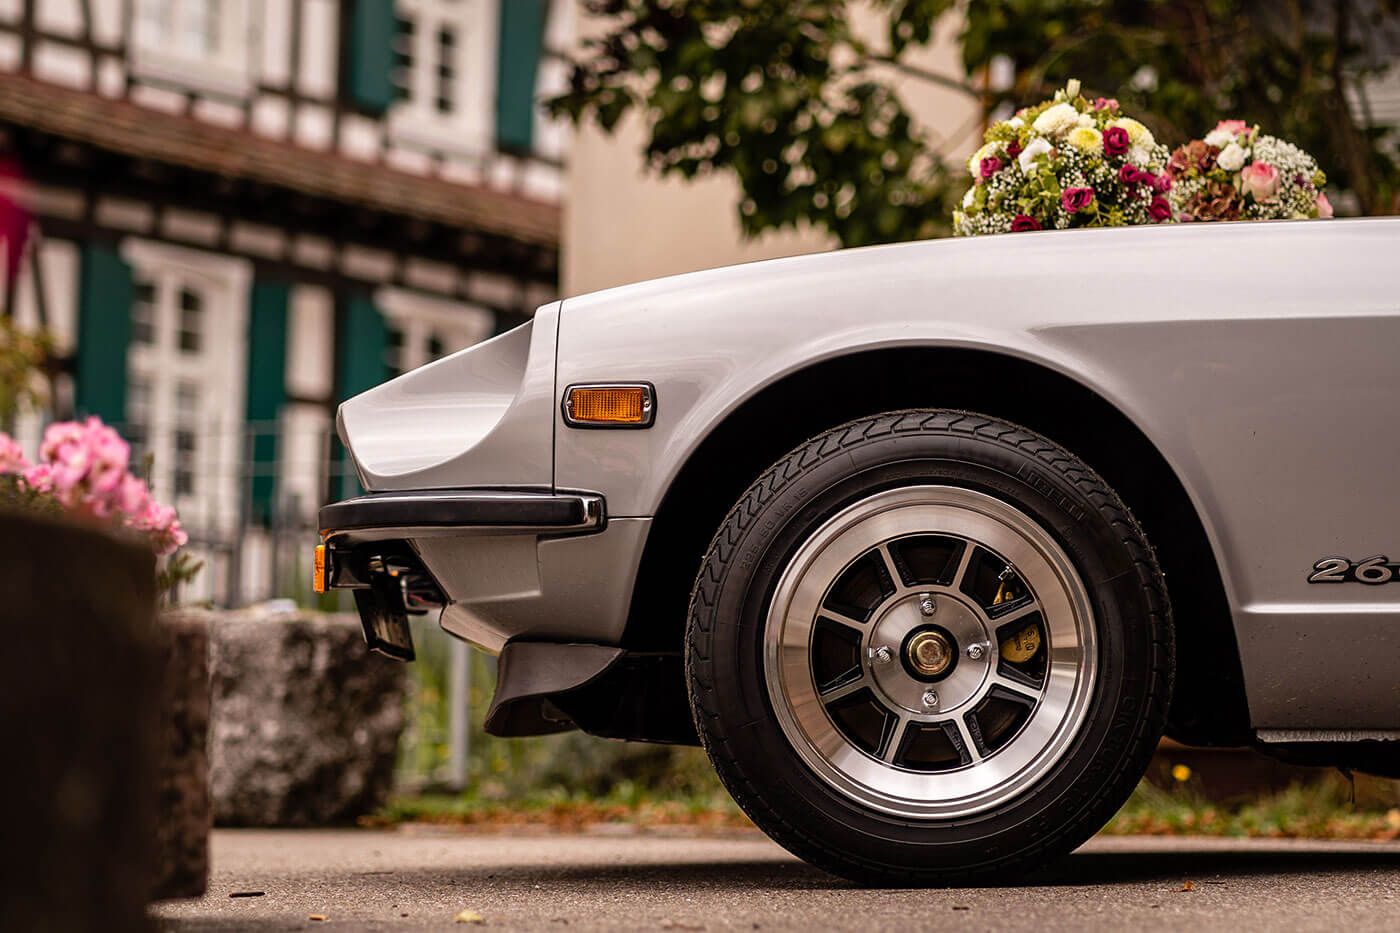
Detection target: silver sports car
<box><xmin>318</xmin><ymin>217</ymin><xmax>1400</xmax><ymax>885</ymax></box>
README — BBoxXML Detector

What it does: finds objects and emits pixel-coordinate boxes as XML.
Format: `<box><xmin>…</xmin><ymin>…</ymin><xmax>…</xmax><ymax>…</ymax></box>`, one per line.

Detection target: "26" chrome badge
<box><xmin>1308</xmin><ymin>555</ymin><xmax>1400</xmax><ymax>585</ymax></box>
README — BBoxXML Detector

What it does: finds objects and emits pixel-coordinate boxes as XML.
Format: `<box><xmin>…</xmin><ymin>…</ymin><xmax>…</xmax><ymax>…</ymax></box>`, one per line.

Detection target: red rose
<box><xmin>1118</xmin><ymin>163</ymin><xmax>1141</xmax><ymax>185</ymax></box>
<box><xmin>1010</xmin><ymin>214</ymin><xmax>1042</xmax><ymax>232</ymax></box>
<box><xmin>1007</xmin><ymin>138</ymin><xmax>1023</xmax><ymax>159</ymax></box>
<box><xmin>979</xmin><ymin>156</ymin><xmax>1002</xmax><ymax>180</ymax></box>
<box><xmin>1103</xmin><ymin>126</ymin><xmax>1131</xmax><ymax>157</ymax></box>
<box><xmin>1148</xmin><ymin>197</ymin><xmax>1172</xmax><ymax>222</ymax></box>
<box><xmin>1061</xmin><ymin>187</ymin><xmax>1095</xmax><ymax>213</ymax></box>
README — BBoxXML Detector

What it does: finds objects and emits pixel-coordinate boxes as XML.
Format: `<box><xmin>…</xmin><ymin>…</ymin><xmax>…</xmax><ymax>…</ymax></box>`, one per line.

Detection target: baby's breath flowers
<box><xmin>1167</xmin><ymin>121</ymin><xmax>1331</xmax><ymax>222</ymax></box>
<box><xmin>953</xmin><ymin>80</ymin><xmax>1174</xmax><ymax>236</ymax></box>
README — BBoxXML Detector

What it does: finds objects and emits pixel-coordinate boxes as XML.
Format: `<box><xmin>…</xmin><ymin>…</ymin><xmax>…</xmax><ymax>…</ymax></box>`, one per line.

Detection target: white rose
<box><xmin>962</xmin><ymin>187</ymin><xmax>975</xmax><ymax>208</ymax></box>
<box><xmin>1203</xmin><ymin>128</ymin><xmax>1233</xmax><ymax>148</ymax></box>
<box><xmin>1018</xmin><ymin>136</ymin><xmax>1053</xmax><ymax>173</ymax></box>
<box><xmin>1217</xmin><ymin>142</ymin><xmax>1246</xmax><ymax>171</ymax></box>
<box><xmin>1032</xmin><ymin>103</ymin><xmax>1081</xmax><ymax>139</ymax></box>
<box><xmin>1007</xmin><ymin>116</ymin><xmax>1025</xmax><ymax>129</ymax></box>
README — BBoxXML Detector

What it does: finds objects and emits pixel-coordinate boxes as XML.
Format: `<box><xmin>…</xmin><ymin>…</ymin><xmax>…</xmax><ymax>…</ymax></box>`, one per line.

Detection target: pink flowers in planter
<box><xmin>0</xmin><ymin>417</ymin><xmax>188</xmax><ymax>557</ymax></box>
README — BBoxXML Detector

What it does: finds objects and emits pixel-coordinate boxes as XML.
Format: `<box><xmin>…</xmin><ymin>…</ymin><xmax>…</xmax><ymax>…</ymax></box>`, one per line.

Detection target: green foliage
<box><xmin>549</xmin><ymin>0</ymin><xmax>963</xmax><ymax>246</ymax></box>
<box><xmin>552</xmin><ymin>0</ymin><xmax>1400</xmax><ymax>247</ymax></box>
<box><xmin>962</xmin><ymin>0</ymin><xmax>1400</xmax><ymax>215</ymax></box>
<box><xmin>0</xmin><ymin>316</ymin><xmax>53</xmax><ymax>424</ymax></box>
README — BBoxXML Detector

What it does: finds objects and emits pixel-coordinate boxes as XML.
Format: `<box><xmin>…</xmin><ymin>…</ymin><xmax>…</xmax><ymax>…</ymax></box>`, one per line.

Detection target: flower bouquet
<box><xmin>953</xmin><ymin>80</ymin><xmax>1174</xmax><ymax>236</ymax></box>
<box><xmin>1166</xmin><ymin>121</ymin><xmax>1331</xmax><ymax>222</ymax></box>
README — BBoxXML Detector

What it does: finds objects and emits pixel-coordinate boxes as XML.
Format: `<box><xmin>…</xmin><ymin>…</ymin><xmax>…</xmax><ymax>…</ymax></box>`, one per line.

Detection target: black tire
<box><xmin>685</xmin><ymin>410</ymin><xmax>1173</xmax><ymax>886</ymax></box>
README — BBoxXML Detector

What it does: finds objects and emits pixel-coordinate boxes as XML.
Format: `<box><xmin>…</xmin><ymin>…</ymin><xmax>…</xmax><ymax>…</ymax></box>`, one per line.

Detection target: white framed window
<box><xmin>121</xmin><ymin>240</ymin><xmax>250</xmax><ymax>544</ymax></box>
<box><xmin>375</xmin><ymin>286</ymin><xmax>494</xmax><ymax>378</ymax></box>
<box><xmin>130</xmin><ymin>0</ymin><xmax>254</xmax><ymax>97</ymax></box>
<box><xmin>388</xmin><ymin>0</ymin><xmax>497</xmax><ymax>156</ymax></box>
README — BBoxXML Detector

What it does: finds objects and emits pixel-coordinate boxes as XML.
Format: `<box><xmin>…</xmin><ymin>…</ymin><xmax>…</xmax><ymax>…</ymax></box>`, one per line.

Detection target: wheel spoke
<box><xmin>876</xmin><ymin>543</ymin><xmax>905</xmax><ymax>595</ymax></box>
<box><xmin>819</xmin><ymin>673</ymin><xmax>873</xmax><ymax>705</ymax></box>
<box><xmin>989</xmin><ymin>668</ymin><xmax>1044</xmax><ymax>698</ymax></box>
<box><xmin>819</xmin><ymin>608</ymin><xmax>869</xmax><ymax>630</ymax></box>
<box><xmin>952</xmin><ymin>716</ymin><xmax>983</xmax><ymax>764</ymax></box>
<box><xmin>947</xmin><ymin>540</ymin><xmax>976</xmax><ymax>591</ymax></box>
<box><xmin>881</xmin><ymin>712</ymin><xmax>911</xmax><ymax>763</ymax></box>
<box><xmin>991</xmin><ymin>600</ymin><xmax>1040</xmax><ymax>626</ymax></box>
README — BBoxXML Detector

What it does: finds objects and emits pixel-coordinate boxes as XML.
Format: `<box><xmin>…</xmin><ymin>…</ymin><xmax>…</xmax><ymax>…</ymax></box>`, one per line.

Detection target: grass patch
<box><xmin>1104</xmin><ymin>772</ymin><xmax>1400</xmax><ymax>840</ymax></box>
<box><xmin>364</xmin><ymin>780</ymin><xmax>751</xmax><ymax>832</ymax></box>
<box><xmin>370</xmin><ymin>772</ymin><xmax>1400</xmax><ymax>840</ymax></box>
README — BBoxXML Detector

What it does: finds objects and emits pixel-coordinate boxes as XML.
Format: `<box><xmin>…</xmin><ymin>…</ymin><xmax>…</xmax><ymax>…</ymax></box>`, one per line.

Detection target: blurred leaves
<box><xmin>0</xmin><ymin>316</ymin><xmax>53</xmax><ymax>425</ymax></box>
<box><xmin>550</xmin><ymin>0</ymin><xmax>1400</xmax><ymax>247</ymax></box>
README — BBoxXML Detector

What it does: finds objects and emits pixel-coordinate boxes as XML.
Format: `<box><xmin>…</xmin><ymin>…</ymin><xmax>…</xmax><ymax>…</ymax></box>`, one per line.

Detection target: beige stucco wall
<box><xmin>563</xmin><ymin>7</ymin><xmax>982</xmax><ymax>297</ymax></box>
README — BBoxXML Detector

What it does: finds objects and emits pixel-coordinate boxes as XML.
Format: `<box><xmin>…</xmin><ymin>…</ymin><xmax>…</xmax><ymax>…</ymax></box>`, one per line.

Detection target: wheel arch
<box><xmin>622</xmin><ymin>345</ymin><xmax>1251</xmax><ymax>746</ymax></box>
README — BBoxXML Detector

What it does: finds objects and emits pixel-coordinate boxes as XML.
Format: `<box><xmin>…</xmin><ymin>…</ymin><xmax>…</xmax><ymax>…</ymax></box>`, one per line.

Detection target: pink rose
<box><xmin>1241</xmin><ymin>161</ymin><xmax>1281</xmax><ymax>202</ymax></box>
<box><xmin>1213</xmin><ymin>119</ymin><xmax>1249</xmax><ymax>136</ymax></box>
<box><xmin>1061</xmin><ymin>187</ymin><xmax>1095</xmax><ymax>213</ymax></box>
<box><xmin>1118</xmin><ymin>163</ymin><xmax>1141</xmax><ymax>185</ymax></box>
<box><xmin>1093</xmin><ymin>97</ymin><xmax>1120</xmax><ymax>112</ymax></box>
<box><xmin>1010</xmin><ymin>214</ymin><xmax>1042</xmax><ymax>232</ymax></box>
<box><xmin>1315</xmin><ymin>192</ymin><xmax>1333</xmax><ymax>218</ymax></box>
<box><xmin>1152</xmin><ymin>173</ymin><xmax>1172</xmax><ymax>194</ymax></box>
<box><xmin>1148</xmin><ymin>197</ymin><xmax>1172</xmax><ymax>222</ymax></box>
<box><xmin>979</xmin><ymin>156</ymin><xmax>1002</xmax><ymax>180</ymax></box>
<box><xmin>1102</xmin><ymin>126</ymin><xmax>1130</xmax><ymax>158</ymax></box>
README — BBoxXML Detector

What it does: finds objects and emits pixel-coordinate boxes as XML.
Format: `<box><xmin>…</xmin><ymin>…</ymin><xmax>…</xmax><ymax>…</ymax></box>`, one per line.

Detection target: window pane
<box><xmin>393</xmin><ymin>16</ymin><xmax>416</xmax><ymax>102</ymax></box>
<box><xmin>178</xmin><ymin>286</ymin><xmax>203</xmax><ymax>353</ymax></box>
<box><xmin>385</xmin><ymin>327</ymin><xmax>405</xmax><ymax>378</ymax></box>
<box><xmin>174</xmin><ymin>382</ymin><xmax>198</xmax><ymax>496</ymax></box>
<box><xmin>436</xmin><ymin>26</ymin><xmax>456</xmax><ymax>113</ymax></box>
<box><xmin>427</xmin><ymin>333</ymin><xmax>445</xmax><ymax>360</ymax></box>
<box><xmin>131</xmin><ymin>279</ymin><xmax>157</xmax><ymax>345</ymax></box>
<box><xmin>126</xmin><ymin>376</ymin><xmax>152</xmax><ymax>474</ymax></box>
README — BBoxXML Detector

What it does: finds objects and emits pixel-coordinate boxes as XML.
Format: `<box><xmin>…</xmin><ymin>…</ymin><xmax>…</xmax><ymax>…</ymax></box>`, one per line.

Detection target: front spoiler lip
<box><xmin>318</xmin><ymin>489</ymin><xmax>606</xmax><ymax>541</ymax></box>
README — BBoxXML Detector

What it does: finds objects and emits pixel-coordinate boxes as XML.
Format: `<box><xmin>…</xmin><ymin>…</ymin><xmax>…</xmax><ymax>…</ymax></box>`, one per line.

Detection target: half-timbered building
<box><xmin>0</xmin><ymin>0</ymin><xmax>572</xmax><ymax>602</ymax></box>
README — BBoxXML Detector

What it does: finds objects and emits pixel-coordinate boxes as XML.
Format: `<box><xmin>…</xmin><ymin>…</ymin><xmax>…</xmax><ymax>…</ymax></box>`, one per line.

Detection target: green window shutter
<box><xmin>335</xmin><ymin>296</ymin><xmax>387</xmax><ymax>498</ymax></box>
<box><xmin>75</xmin><ymin>245</ymin><xmax>133</xmax><ymax>427</ymax></box>
<box><xmin>245</xmin><ymin>281</ymin><xmax>290</xmax><ymax>524</ymax></box>
<box><xmin>348</xmin><ymin>0</ymin><xmax>396</xmax><ymax>115</ymax></box>
<box><xmin>496</xmin><ymin>0</ymin><xmax>546</xmax><ymax>152</ymax></box>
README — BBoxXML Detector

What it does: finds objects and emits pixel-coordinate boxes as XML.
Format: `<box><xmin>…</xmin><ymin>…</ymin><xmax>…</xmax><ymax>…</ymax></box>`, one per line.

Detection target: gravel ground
<box><xmin>154</xmin><ymin>828</ymin><xmax>1400</xmax><ymax>932</ymax></box>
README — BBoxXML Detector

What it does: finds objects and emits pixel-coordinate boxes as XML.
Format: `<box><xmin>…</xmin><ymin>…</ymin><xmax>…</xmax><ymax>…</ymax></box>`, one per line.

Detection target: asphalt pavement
<box><xmin>154</xmin><ymin>828</ymin><xmax>1400</xmax><ymax>932</ymax></box>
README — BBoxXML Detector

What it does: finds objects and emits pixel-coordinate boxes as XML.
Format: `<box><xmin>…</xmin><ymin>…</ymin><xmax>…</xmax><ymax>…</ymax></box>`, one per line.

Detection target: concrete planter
<box><xmin>152</xmin><ymin>611</ymin><xmax>211</xmax><ymax>901</ymax></box>
<box><xmin>0</xmin><ymin>510</ymin><xmax>159</xmax><ymax>933</ymax></box>
<box><xmin>210</xmin><ymin>609</ymin><xmax>406</xmax><ymax>826</ymax></box>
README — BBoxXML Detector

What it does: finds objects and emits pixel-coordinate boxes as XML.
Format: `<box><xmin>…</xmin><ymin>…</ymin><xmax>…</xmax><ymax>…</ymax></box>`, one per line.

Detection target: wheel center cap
<box><xmin>907</xmin><ymin>629</ymin><xmax>953</xmax><ymax>677</ymax></box>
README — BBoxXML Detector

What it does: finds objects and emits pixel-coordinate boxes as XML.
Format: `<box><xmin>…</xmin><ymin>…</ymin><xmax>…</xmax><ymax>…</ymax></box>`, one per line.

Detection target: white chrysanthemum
<box><xmin>1018</xmin><ymin>136</ymin><xmax>1053</xmax><ymax>173</ymax></box>
<box><xmin>1067</xmin><ymin>126</ymin><xmax>1103</xmax><ymax>155</ymax></box>
<box><xmin>1032</xmin><ymin>103</ymin><xmax>1082</xmax><ymax>139</ymax></box>
<box><xmin>1217</xmin><ymin>142</ymin><xmax>1247</xmax><ymax>171</ymax></box>
<box><xmin>1203</xmin><ymin>128</ymin><xmax>1233</xmax><ymax>148</ymax></box>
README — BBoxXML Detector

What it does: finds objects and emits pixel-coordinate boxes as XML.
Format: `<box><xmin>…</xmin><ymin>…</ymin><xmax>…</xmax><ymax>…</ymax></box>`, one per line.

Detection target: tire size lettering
<box><xmin>1308</xmin><ymin>555</ymin><xmax>1399</xmax><ymax>585</ymax></box>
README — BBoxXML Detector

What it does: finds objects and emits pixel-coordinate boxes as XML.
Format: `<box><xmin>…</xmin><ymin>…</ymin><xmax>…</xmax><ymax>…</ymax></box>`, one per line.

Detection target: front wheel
<box><xmin>686</xmin><ymin>410</ymin><xmax>1172</xmax><ymax>885</ymax></box>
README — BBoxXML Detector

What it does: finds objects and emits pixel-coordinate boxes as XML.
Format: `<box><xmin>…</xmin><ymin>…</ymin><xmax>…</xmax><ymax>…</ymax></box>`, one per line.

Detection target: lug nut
<box><xmin>921</xmin><ymin>690</ymin><xmax>939</xmax><ymax>709</ymax></box>
<box><xmin>967</xmin><ymin>644</ymin><xmax>985</xmax><ymax>660</ymax></box>
<box><xmin>871</xmin><ymin>645</ymin><xmax>893</xmax><ymax>664</ymax></box>
<box><xmin>919</xmin><ymin>593</ymin><xmax>936</xmax><ymax>616</ymax></box>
